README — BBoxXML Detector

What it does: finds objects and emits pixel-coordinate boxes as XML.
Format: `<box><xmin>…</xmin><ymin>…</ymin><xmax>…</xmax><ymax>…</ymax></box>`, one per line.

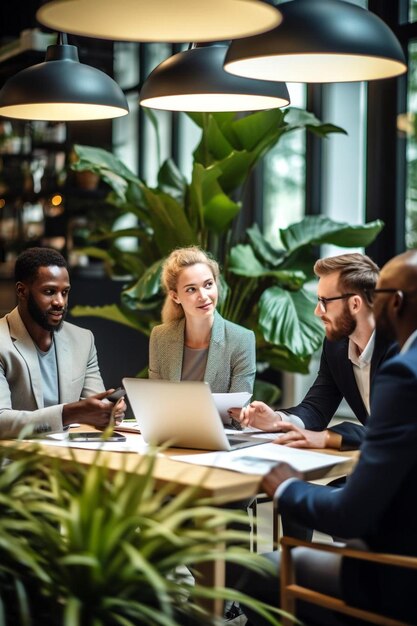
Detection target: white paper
<box><xmin>115</xmin><ymin>420</ymin><xmax>141</xmax><ymax>433</ymax></box>
<box><xmin>212</xmin><ymin>392</ymin><xmax>252</xmax><ymax>420</ymax></box>
<box><xmin>171</xmin><ymin>442</ymin><xmax>350</xmax><ymax>475</ymax></box>
<box><xmin>224</xmin><ymin>427</ymin><xmax>283</xmax><ymax>441</ymax></box>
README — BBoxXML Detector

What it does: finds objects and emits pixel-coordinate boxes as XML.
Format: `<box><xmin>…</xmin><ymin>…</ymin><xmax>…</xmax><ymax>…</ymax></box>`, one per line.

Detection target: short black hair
<box><xmin>14</xmin><ymin>247</ymin><xmax>68</xmax><ymax>284</ymax></box>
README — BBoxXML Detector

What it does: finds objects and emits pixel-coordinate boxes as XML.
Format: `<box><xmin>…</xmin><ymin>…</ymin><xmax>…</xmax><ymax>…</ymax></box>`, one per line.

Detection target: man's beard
<box><xmin>322</xmin><ymin>303</ymin><xmax>357</xmax><ymax>342</ymax></box>
<box><xmin>28</xmin><ymin>294</ymin><xmax>67</xmax><ymax>332</ymax></box>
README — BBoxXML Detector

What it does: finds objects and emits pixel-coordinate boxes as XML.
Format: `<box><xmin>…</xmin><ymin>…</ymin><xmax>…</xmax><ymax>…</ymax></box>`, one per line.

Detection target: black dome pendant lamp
<box><xmin>224</xmin><ymin>0</ymin><xmax>407</xmax><ymax>83</ymax></box>
<box><xmin>0</xmin><ymin>34</ymin><xmax>129</xmax><ymax>121</ymax></box>
<box><xmin>140</xmin><ymin>44</ymin><xmax>290</xmax><ymax>112</ymax></box>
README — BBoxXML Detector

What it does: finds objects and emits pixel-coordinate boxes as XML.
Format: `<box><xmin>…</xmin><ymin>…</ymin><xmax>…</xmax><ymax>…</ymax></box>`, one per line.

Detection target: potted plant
<box><xmin>68</xmin><ymin>108</ymin><xmax>383</xmax><ymax>380</ymax></box>
<box><xmin>0</xmin><ymin>443</ymin><xmax>284</xmax><ymax>625</ymax></box>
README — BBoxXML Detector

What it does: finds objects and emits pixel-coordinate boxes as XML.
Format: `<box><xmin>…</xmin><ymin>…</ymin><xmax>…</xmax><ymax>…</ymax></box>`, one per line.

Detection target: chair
<box><xmin>280</xmin><ymin>536</ymin><xmax>417</xmax><ymax>626</ymax></box>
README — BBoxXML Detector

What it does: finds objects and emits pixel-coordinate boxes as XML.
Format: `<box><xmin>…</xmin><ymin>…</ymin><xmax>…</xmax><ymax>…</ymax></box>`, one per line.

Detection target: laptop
<box><xmin>122</xmin><ymin>378</ymin><xmax>266</xmax><ymax>451</ymax></box>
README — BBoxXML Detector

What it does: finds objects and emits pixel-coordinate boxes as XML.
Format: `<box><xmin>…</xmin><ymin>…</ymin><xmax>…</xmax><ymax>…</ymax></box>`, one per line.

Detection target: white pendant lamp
<box><xmin>224</xmin><ymin>0</ymin><xmax>407</xmax><ymax>83</ymax></box>
<box><xmin>0</xmin><ymin>34</ymin><xmax>129</xmax><ymax>121</ymax></box>
<box><xmin>36</xmin><ymin>0</ymin><xmax>282</xmax><ymax>43</ymax></box>
<box><xmin>140</xmin><ymin>44</ymin><xmax>290</xmax><ymax>112</ymax></box>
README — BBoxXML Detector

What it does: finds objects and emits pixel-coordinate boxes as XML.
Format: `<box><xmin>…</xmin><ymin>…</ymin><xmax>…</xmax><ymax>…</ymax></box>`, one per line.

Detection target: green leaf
<box><xmin>229</xmin><ymin>244</ymin><xmax>268</xmax><ymax>276</ymax></box>
<box><xmin>283</xmin><ymin>108</ymin><xmax>347</xmax><ymax>137</ymax></box>
<box><xmin>121</xmin><ymin>259</ymin><xmax>164</xmax><ymax>305</ymax></box>
<box><xmin>187</xmin><ymin>111</ymin><xmax>235</xmax><ymax>130</ymax></box>
<box><xmin>189</xmin><ymin>162</ymin><xmax>222</xmax><ymax>232</ymax></box>
<box><xmin>72</xmin><ymin>145</ymin><xmax>142</xmax><ymax>202</ymax></box>
<box><xmin>214</xmin><ymin>150</ymin><xmax>257</xmax><ymax>193</ymax></box>
<box><xmin>70</xmin><ymin>304</ymin><xmax>148</xmax><ymax>333</ymax></box>
<box><xmin>246</xmin><ymin>224</ymin><xmax>286</xmax><ymax>267</ymax></box>
<box><xmin>72</xmin><ymin>145</ymin><xmax>138</xmax><ymax>181</ymax></box>
<box><xmin>157</xmin><ymin>159</ymin><xmax>187</xmax><ymax>203</ymax></box>
<box><xmin>258</xmin><ymin>345</ymin><xmax>313</xmax><ymax>375</ymax></box>
<box><xmin>280</xmin><ymin>216</ymin><xmax>384</xmax><ymax>252</ymax></box>
<box><xmin>258</xmin><ymin>287</ymin><xmax>324</xmax><ymax>357</ymax></box>
<box><xmin>143</xmin><ymin>107</ymin><xmax>162</xmax><ymax>165</ymax></box>
<box><xmin>142</xmin><ymin>188</ymin><xmax>197</xmax><ymax>255</ymax></box>
<box><xmin>229</xmin><ymin>245</ymin><xmax>306</xmax><ymax>287</ymax></box>
<box><xmin>203</xmin><ymin>194</ymin><xmax>241</xmax><ymax>234</ymax></box>
<box><xmin>193</xmin><ymin>115</ymin><xmax>234</xmax><ymax>165</ymax></box>
<box><xmin>226</xmin><ymin>108</ymin><xmax>285</xmax><ymax>151</ymax></box>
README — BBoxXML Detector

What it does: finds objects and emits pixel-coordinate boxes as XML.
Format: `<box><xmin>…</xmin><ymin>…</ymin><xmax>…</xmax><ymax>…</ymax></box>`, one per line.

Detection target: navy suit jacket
<box><xmin>284</xmin><ymin>333</ymin><xmax>397</xmax><ymax>449</ymax></box>
<box><xmin>279</xmin><ymin>336</ymin><xmax>417</xmax><ymax>621</ymax></box>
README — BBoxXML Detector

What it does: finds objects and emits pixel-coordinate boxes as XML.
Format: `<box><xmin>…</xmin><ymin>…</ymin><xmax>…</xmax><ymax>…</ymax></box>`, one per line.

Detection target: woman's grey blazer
<box><xmin>148</xmin><ymin>311</ymin><xmax>256</xmax><ymax>393</ymax></box>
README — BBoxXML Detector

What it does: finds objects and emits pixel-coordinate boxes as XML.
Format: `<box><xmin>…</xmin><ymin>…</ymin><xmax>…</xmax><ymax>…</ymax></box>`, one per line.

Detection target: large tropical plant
<box><xmin>0</xmin><ymin>444</ymin><xmax>284</xmax><ymax>626</ymax></box>
<box><xmin>69</xmin><ymin>108</ymin><xmax>383</xmax><ymax>375</ymax></box>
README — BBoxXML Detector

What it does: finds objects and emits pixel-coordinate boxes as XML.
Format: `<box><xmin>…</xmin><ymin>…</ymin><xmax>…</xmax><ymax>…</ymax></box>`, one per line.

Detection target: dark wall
<box><xmin>66</xmin><ymin>276</ymin><xmax>149</xmax><ymax>389</ymax></box>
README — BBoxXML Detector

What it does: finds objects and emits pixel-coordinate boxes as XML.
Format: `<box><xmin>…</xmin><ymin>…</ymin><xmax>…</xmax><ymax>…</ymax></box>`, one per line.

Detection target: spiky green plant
<box><xmin>0</xmin><ymin>445</ymin><xmax>289</xmax><ymax>626</ymax></box>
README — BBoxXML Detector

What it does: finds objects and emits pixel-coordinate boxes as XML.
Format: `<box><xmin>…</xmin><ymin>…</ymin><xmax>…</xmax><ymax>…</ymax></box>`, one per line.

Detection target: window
<box><xmin>405</xmin><ymin>41</ymin><xmax>417</xmax><ymax>248</ymax></box>
<box><xmin>262</xmin><ymin>84</ymin><xmax>306</xmax><ymax>245</ymax></box>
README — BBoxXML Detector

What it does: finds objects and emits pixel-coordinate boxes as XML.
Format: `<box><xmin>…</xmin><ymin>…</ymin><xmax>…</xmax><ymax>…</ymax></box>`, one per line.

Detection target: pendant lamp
<box><xmin>0</xmin><ymin>34</ymin><xmax>129</xmax><ymax>121</ymax></box>
<box><xmin>224</xmin><ymin>0</ymin><xmax>407</xmax><ymax>83</ymax></box>
<box><xmin>36</xmin><ymin>0</ymin><xmax>282</xmax><ymax>43</ymax></box>
<box><xmin>140</xmin><ymin>44</ymin><xmax>290</xmax><ymax>112</ymax></box>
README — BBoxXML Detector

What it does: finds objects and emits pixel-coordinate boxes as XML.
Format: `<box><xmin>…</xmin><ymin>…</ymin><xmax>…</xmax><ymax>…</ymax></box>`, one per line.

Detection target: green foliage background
<box><xmin>70</xmin><ymin>109</ymin><xmax>383</xmax><ymax>378</ymax></box>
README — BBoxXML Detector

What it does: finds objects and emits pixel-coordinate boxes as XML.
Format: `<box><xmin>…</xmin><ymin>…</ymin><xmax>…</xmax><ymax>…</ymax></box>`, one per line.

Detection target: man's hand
<box><xmin>109</xmin><ymin>395</ymin><xmax>127</xmax><ymax>423</ymax></box>
<box><xmin>272</xmin><ymin>422</ymin><xmax>341</xmax><ymax>449</ymax></box>
<box><xmin>62</xmin><ymin>390</ymin><xmax>126</xmax><ymax>429</ymax></box>
<box><xmin>261</xmin><ymin>462</ymin><xmax>302</xmax><ymax>497</ymax></box>
<box><xmin>229</xmin><ymin>401</ymin><xmax>279</xmax><ymax>430</ymax></box>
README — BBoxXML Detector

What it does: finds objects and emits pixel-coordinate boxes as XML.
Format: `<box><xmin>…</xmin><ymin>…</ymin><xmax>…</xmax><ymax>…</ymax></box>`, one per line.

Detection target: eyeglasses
<box><xmin>364</xmin><ymin>288</ymin><xmax>400</xmax><ymax>302</ymax></box>
<box><xmin>317</xmin><ymin>293</ymin><xmax>357</xmax><ymax>314</ymax></box>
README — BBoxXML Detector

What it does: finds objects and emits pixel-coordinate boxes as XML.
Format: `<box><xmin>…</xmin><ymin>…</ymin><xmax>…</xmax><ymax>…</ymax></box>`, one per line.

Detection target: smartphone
<box><xmin>106</xmin><ymin>387</ymin><xmax>125</xmax><ymax>402</ymax></box>
<box><xmin>68</xmin><ymin>432</ymin><xmax>126</xmax><ymax>443</ymax></box>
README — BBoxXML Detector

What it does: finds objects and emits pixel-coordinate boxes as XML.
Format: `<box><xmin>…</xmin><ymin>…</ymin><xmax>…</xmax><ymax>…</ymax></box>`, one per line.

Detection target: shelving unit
<box><xmin>0</xmin><ymin>27</ymin><xmax>117</xmax><ymax>276</ymax></box>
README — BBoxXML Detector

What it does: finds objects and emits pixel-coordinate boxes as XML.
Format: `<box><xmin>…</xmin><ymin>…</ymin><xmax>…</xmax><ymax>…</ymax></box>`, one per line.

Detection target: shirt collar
<box><xmin>348</xmin><ymin>330</ymin><xmax>375</xmax><ymax>368</ymax></box>
<box><xmin>400</xmin><ymin>328</ymin><xmax>417</xmax><ymax>354</ymax></box>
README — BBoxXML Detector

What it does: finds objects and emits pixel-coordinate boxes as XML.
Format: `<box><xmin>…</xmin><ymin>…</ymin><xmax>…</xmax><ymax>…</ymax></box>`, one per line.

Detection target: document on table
<box><xmin>224</xmin><ymin>427</ymin><xmax>283</xmax><ymax>441</ymax></box>
<box><xmin>114</xmin><ymin>420</ymin><xmax>141</xmax><ymax>434</ymax></box>
<box><xmin>171</xmin><ymin>443</ymin><xmax>350</xmax><ymax>475</ymax></box>
<box><xmin>212</xmin><ymin>392</ymin><xmax>251</xmax><ymax>421</ymax></box>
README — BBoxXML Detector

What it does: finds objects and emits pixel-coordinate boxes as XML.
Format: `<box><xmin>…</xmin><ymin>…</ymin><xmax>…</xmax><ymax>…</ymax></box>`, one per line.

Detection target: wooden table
<box><xmin>0</xmin><ymin>435</ymin><xmax>357</xmax><ymax>502</ymax></box>
<box><xmin>0</xmin><ymin>434</ymin><xmax>357</xmax><ymax>616</ymax></box>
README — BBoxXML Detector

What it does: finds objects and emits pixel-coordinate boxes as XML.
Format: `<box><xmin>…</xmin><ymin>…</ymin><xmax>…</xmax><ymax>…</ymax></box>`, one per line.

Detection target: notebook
<box><xmin>122</xmin><ymin>378</ymin><xmax>265</xmax><ymax>451</ymax></box>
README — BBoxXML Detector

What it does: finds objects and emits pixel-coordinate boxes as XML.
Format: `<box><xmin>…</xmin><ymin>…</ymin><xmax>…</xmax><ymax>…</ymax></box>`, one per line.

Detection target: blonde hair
<box><xmin>314</xmin><ymin>253</ymin><xmax>379</xmax><ymax>305</ymax></box>
<box><xmin>161</xmin><ymin>246</ymin><xmax>220</xmax><ymax>323</ymax></box>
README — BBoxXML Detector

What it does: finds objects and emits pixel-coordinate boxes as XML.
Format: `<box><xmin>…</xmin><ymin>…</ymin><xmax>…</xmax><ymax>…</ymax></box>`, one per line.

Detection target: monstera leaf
<box><xmin>258</xmin><ymin>286</ymin><xmax>324</xmax><ymax>358</ymax></box>
<box><xmin>280</xmin><ymin>216</ymin><xmax>384</xmax><ymax>253</ymax></box>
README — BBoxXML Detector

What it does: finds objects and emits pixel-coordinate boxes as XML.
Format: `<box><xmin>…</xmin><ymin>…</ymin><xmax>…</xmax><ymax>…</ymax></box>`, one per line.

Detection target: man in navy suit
<box><xmin>241</xmin><ymin>249</ymin><xmax>417</xmax><ymax>625</ymax></box>
<box><xmin>235</xmin><ymin>253</ymin><xmax>397</xmax><ymax>452</ymax></box>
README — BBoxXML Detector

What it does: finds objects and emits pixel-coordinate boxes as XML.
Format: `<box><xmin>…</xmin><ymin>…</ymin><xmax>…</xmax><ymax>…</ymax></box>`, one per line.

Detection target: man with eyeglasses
<box><xmin>238</xmin><ymin>251</ymin><xmax>417</xmax><ymax>626</ymax></box>
<box><xmin>234</xmin><ymin>252</ymin><xmax>397</xmax><ymax>452</ymax></box>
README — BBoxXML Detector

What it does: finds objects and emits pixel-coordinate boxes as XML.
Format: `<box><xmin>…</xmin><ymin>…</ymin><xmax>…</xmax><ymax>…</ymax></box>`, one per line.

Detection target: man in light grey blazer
<box><xmin>0</xmin><ymin>247</ymin><xmax>125</xmax><ymax>439</ymax></box>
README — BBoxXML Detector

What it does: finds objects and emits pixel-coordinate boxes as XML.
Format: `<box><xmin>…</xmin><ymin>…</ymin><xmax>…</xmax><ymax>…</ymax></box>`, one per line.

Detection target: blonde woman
<box><xmin>148</xmin><ymin>246</ymin><xmax>256</xmax><ymax>393</ymax></box>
